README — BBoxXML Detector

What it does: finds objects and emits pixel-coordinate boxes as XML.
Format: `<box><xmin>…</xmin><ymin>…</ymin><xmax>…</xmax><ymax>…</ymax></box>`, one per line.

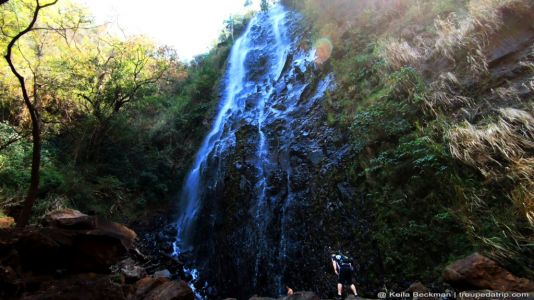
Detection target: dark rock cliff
<box><xmin>176</xmin><ymin>6</ymin><xmax>381</xmax><ymax>299</ymax></box>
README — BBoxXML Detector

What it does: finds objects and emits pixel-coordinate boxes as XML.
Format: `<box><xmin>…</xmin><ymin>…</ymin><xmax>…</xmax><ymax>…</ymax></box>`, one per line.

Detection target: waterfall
<box><xmin>174</xmin><ymin>20</ymin><xmax>251</xmax><ymax>251</ymax></box>
<box><xmin>174</xmin><ymin>4</ymin><xmax>290</xmax><ymax>258</ymax></box>
<box><xmin>173</xmin><ymin>4</ymin><xmax>333</xmax><ymax>297</ymax></box>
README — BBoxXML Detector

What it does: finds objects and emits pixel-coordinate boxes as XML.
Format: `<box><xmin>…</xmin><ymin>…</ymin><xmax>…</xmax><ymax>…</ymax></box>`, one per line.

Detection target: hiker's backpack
<box><xmin>335</xmin><ymin>254</ymin><xmax>353</xmax><ymax>270</ymax></box>
<box><xmin>339</xmin><ymin>255</ymin><xmax>351</xmax><ymax>265</ymax></box>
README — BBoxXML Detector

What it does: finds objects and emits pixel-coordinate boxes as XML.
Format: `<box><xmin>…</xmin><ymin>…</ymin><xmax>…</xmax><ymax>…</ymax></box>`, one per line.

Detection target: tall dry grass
<box><xmin>448</xmin><ymin>108</ymin><xmax>534</xmax><ymax>224</ymax></box>
<box><xmin>380</xmin><ymin>39</ymin><xmax>422</xmax><ymax>70</ymax></box>
<box><xmin>379</xmin><ymin>0</ymin><xmax>534</xmax><ymax>114</ymax></box>
<box><xmin>448</xmin><ymin>107</ymin><xmax>533</xmax><ymax>273</ymax></box>
<box><xmin>448</xmin><ymin>108</ymin><xmax>533</xmax><ymax>176</ymax></box>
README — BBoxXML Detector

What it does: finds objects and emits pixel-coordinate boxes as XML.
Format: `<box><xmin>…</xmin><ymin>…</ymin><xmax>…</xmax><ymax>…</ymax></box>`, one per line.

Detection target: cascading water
<box><xmin>174</xmin><ymin>4</ymin><xmax>290</xmax><ymax>258</ymax></box>
<box><xmin>171</xmin><ymin>8</ymin><xmax>256</xmax><ymax>299</ymax></box>
<box><xmin>173</xmin><ymin>4</ymin><xmax>335</xmax><ymax>298</ymax></box>
<box><xmin>174</xmin><ymin>25</ymin><xmax>250</xmax><ymax>250</ymax></box>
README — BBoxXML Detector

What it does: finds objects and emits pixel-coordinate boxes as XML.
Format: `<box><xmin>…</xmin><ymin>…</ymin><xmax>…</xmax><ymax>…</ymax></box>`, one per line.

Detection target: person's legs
<box><xmin>337</xmin><ymin>283</ymin><xmax>343</xmax><ymax>297</ymax></box>
<box><xmin>350</xmin><ymin>284</ymin><xmax>358</xmax><ymax>296</ymax></box>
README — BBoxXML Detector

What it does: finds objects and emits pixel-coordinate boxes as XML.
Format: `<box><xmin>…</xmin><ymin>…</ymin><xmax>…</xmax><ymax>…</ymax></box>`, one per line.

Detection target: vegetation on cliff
<box><xmin>284</xmin><ymin>0</ymin><xmax>533</xmax><ymax>288</ymax></box>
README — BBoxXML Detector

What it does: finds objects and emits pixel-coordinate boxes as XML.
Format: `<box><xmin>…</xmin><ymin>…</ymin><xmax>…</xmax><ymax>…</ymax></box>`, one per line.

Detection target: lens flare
<box><xmin>314</xmin><ymin>38</ymin><xmax>333</xmax><ymax>65</ymax></box>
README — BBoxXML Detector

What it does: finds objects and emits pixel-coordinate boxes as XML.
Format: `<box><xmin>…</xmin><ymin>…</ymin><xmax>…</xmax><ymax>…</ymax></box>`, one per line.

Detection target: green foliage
<box><xmin>0</xmin><ymin>0</ymin><xmax>236</xmax><ymax>223</ymax></box>
<box><xmin>45</xmin><ymin>39</ymin><xmax>231</xmax><ymax>222</ymax></box>
<box><xmin>351</xmin><ymin>100</ymin><xmax>415</xmax><ymax>153</ymax></box>
<box><xmin>0</xmin><ymin>123</ymin><xmax>31</xmax><ymax>197</ymax></box>
<box><xmin>300</xmin><ymin>0</ymin><xmax>533</xmax><ymax>289</ymax></box>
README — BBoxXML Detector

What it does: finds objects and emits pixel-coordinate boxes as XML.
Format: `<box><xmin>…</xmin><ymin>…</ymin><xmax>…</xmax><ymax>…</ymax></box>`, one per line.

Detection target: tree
<box><xmin>62</xmin><ymin>38</ymin><xmax>173</xmax><ymax>121</ymax></box>
<box><xmin>3</xmin><ymin>0</ymin><xmax>57</xmax><ymax>227</ymax></box>
<box><xmin>50</xmin><ymin>36</ymin><xmax>174</xmax><ymax>162</ymax></box>
<box><xmin>2</xmin><ymin>0</ymin><xmax>89</xmax><ymax>226</ymax></box>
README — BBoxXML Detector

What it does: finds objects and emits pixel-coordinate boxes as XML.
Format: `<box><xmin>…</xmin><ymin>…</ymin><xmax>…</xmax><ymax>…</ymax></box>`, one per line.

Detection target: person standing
<box><xmin>331</xmin><ymin>252</ymin><xmax>358</xmax><ymax>299</ymax></box>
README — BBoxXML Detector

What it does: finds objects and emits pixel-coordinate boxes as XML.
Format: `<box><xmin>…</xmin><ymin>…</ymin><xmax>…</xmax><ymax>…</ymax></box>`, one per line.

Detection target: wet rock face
<box><xmin>180</xmin><ymin>7</ymin><xmax>371</xmax><ymax>299</ymax></box>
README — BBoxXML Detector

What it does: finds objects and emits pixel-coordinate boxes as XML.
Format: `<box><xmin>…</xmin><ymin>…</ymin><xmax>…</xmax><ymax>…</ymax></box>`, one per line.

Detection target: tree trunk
<box><xmin>3</xmin><ymin>0</ymin><xmax>58</xmax><ymax>227</ymax></box>
<box><xmin>16</xmin><ymin>118</ymin><xmax>41</xmax><ymax>227</ymax></box>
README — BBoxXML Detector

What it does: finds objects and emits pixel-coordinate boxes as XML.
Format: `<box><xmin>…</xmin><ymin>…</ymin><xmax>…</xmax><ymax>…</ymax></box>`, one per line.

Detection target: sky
<box><xmin>73</xmin><ymin>0</ymin><xmax>261</xmax><ymax>61</ymax></box>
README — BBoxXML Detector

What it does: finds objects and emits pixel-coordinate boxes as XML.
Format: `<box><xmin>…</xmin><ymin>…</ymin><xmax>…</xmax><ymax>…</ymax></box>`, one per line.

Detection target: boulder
<box><xmin>250</xmin><ymin>292</ymin><xmax>320</xmax><ymax>300</ymax></box>
<box><xmin>154</xmin><ymin>269</ymin><xmax>172</xmax><ymax>279</ymax></box>
<box><xmin>131</xmin><ymin>277</ymin><xmax>169</xmax><ymax>299</ymax></box>
<box><xmin>457</xmin><ymin>290</ymin><xmax>534</xmax><ymax>300</ymax></box>
<box><xmin>0</xmin><ymin>265</ymin><xmax>19</xmax><ymax>298</ymax></box>
<box><xmin>0</xmin><ymin>215</ymin><xmax>137</xmax><ymax>275</ymax></box>
<box><xmin>145</xmin><ymin>280</ymin><xmax>194</xmax><ymax>300</ymax></box>
<box><xmin>405</xmin><ymin>282</ymin><xmax>437</xmax><ymax>300</ymax></box>
<box><xmin>19</xmin><ymin>273</ymin><xmax>127</xmax><ymax>300</ymax></box>
<box><xmin>0</xmin><ymin>216</ymin><xmax>15</xmax><ymax>228</ymax></box>
<box><xmin>406</xmin><ymin>282</ymin><xmax>429</xmax><ymax>293</ymax></box>
<box><xmin>443</xmin><ymin>253</ymin><xmax>534</xmax><ymax>292</ymax></box>
<box><xmin>131</xmin><ymin>277</ymin><xmax>194</xmax><ymax>300</ymax></box>
<box><xmin>119</xmin><ymin>258</ymin><xmax>146</xmax><ymax>283</ymax></box>
<box><xmin>44</xmin><ymin>209</ymin><xmax>95</xmax><ymax>229</ymax></box>
<box><xmin>283</xmin><ymin>291</ymin><xmax>320</xmax><ymax>300</ymax></box>
<box><xmin>93</xmin><ymin>217</ymin><xmax>137</xmax><ymax>249</ymax></box>
<box><xmin>43</xmin><ymin>209</ymin><xmax>137</xmax><ymax>249</ymax></box>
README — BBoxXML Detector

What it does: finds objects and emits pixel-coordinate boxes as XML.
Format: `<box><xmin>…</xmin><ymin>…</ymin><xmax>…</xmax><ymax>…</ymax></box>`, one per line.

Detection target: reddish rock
<box><xmin>43</xmin><ymin>209</ymin><xmax>137</xmax><ymax>249</ymax></box>
<box><xmin>406</xmin><ymin>281</ymin><xmax>429</xmax><ymax>293</ymax></box>
<box><xmin>405</xmin><ymin>282</ymin><xmax>437</xmax><ymax>300</ymax></box>
<box><xmin>145</xmin><ymin>280</ymin><xmax>194</xmax><ymax>300</ymax></box>
<box><xmin>131</xmin><ymin>277</ymin><xmax>194</xmax><ymax>300</ymax></box>
<box><xmin>44</xmin><ymin>209</ymin><xmax>95</xmax><ymax>229</ymax></box>
<box><xmin>119</xmin><ymin>258</ymin><xmax>146</xmax><ymax>283</ymax></box>
<box><xmin>0</xmin><ymin>213</ymin><xmax>139</xmax><ymax>300</ymax></box>
<box><xmin>443</xmin><ymin>253</ymin><xmax>534</xmax><ymax>292</ymax></box>
<box><xmin>0</xmin><ymin>217</ymin><xmax>137</xmax><ymax>275</ymax></box>
<box><xmin>0</xmin><ymin>216</ymin><xmax>15</xmax><ymax>228</ymax></box>
<box><xmin>132</xmin><ymin>277</ymin><xmax>169</xmax><ymax>299</ymax></box>
<box><xmin>94</xmin><ymin>217</ymin><xmax>137</xmax><ymax>249</ymax></box>
<box><xmin>457</xmin><ymin>290</ymin><xmax>534</xmax><ymax>300</ymax></box>
<box><xmin>19</xmin><ymin>273</ymin><xmax>127</xmax><ymax>300</ymax></box>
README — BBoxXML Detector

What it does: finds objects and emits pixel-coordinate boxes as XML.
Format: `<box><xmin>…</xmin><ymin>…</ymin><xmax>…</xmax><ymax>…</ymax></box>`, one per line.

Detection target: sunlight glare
<box><xmin>74</xmin><ymin>0</ymin><xmax>261</xmax><ymax>61</ymax></box>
